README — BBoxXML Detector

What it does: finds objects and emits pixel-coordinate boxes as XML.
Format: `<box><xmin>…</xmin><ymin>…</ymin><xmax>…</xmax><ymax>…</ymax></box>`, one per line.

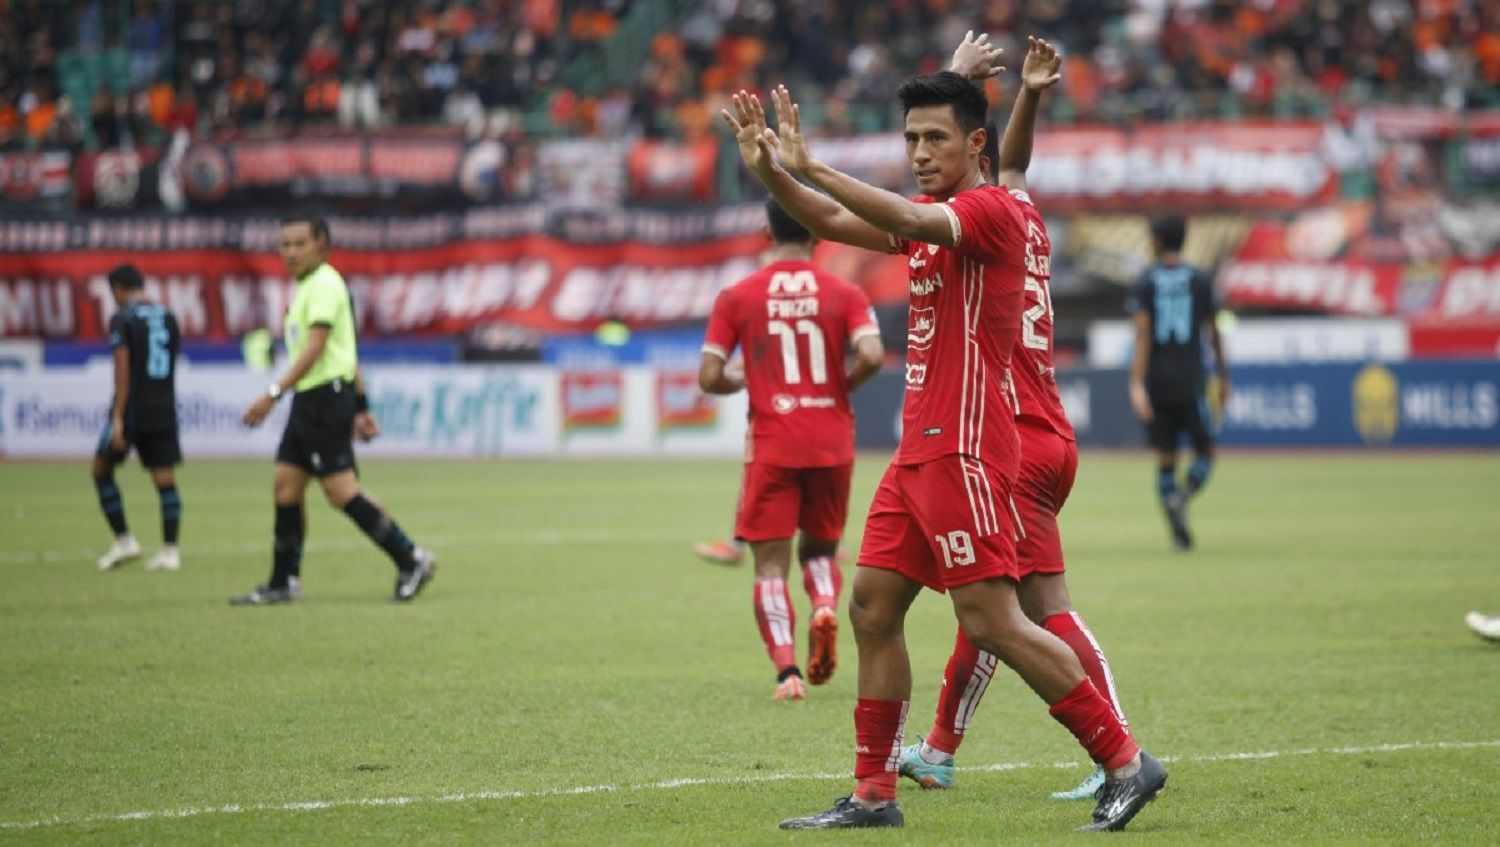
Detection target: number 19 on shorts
<box><xmin>935</xmin><ymin>530</ymin><xmax>975</xmax><ymax>568</ymax></box>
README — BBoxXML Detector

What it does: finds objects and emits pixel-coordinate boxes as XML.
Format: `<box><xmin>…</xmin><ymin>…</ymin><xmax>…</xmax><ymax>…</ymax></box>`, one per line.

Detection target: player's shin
<box><xmin>854</xmin><ymin>699</ymin><xmax>908</xmax><ymax>803</ymax></box>
<box><xmin>801</xmin><ymin>555</ymin><xmax>842</xmax><ymax>610</ymax></box>
<box><xmin>342</xmin><ymin>494</ymin><xmax>419</xmax><ymax>571</ymax></box>
<box><xmin>1044</xmin><ymin>611</ymin><xmax>1129</xmax><ymax>730</ymax></box>
<box><xmin>926</xmin><ymin>626</ymin><xmax>994</xmax><ymax>756</ymax></box>
<box><xmin>272</xmin><ymin>503</ymin><xmax>304</xmax><ymax>588</ymax></box>
<box><xmin>95</xmin><ymin>474</ymin><xmax>129</xmax><ymax>536</ymax></box>
<box><xmin>753</xmin><ymin>578</ymin><xmax>798</xmax><ymax>674</ymax></box>
<box><xmin>1048</xmin><ymin>678</ymin><xmax>1138</xmax><ymax>772</ymax></box>
<box><xmin>1156</xmin><ymin>467</ymin><xmax>1178</xmax><ymax>505</ymax></box>
<box><xmin>1185</xmin><ymin>455</ymin><xmax>1213</xmax><ymax>496</ymax></box>
<box><xmin>158</xmin><ymin>485</ymin><xmax>181</xmax><ymax>546</ymax></box>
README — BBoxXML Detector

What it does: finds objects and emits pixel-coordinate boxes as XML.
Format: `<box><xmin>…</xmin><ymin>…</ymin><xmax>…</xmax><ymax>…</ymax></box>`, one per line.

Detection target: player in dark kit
<box><xmin>700</xmin><ymin>199</ymin><xmax>884</xmax><ymax>700</ymax></box>
<box><xmin>94</xmin><ymin>264</ymin><xmax>184</xmax><ymax>573</ymax></box>
<box><xmin>1128</xmin><ymin>216</ymin><xmax>1229</xmax><ymax>550</ymax></box>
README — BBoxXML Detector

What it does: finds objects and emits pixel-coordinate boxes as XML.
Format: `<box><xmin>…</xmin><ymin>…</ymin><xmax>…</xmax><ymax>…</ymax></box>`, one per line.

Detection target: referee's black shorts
<box><xmin>275</xmin><ymin>379</ymin><xmax>357</xmax><ymax>477</ymax></box>
<box><xmin>1146</xmin><ymin>394</ymin><xmax>1214</xmax><ymax>455</ymax></box>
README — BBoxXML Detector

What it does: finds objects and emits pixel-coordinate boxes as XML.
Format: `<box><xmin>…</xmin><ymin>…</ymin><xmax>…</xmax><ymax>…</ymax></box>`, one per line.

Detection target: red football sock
<box><xmin>801</xmin><ymin>555</ymin><xmax>842</xmax><ymax>610</ymax></box>
<box><xmin>853</xmin><ymin>699</ymin><xmax>908</xmax><ymax>802</ymax></box>
<box><xmin>753</xmin><ymin>578</ymin><xmax>796</xmax><ymax>672</ymax></box>
<box><xmin>1044</xmin><ymin>611</ymin><xmax>1130</xmax><ymax>732</ymax></box>
<box><xmin>1048</xmin><ymin>679</ymin><xmax>1138</xmax><ymax>771</ymax></box>
<box><xmin>926</xmin><ymin>626</ymin><xmax>998</xmax><ymax>755</ymax></box>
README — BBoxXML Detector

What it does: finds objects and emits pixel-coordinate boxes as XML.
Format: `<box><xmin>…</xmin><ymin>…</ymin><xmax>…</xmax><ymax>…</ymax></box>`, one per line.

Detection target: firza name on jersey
<box><xmin>766</xmin><ymin>296</ymin><xmax>819</xmax><ymax>318</ymax></box>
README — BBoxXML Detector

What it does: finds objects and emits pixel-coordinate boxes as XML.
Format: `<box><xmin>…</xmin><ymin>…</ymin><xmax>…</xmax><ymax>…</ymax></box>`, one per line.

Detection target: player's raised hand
<box><xmin>949</xmin><ymin>30</ymin><xmax>1005</xmax><ymax>81</ymax></box>
<box><xmin>1020</xmin><ymin>36</ymin><xmax>1062</xmax><ymax>92</ymax></box>
<box><xmin>721</xmin><ymin>91</ymin><xmax>775</xmax><ymax>173</ymax></box>
<box><xmin>767</xmin><ymin>85</ymin><xmax>813</xmax><ymax>175</ymax></box>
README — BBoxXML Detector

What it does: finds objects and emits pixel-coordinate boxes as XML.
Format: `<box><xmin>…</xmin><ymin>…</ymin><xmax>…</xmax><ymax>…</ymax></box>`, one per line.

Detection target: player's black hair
<box><xmin>897</xmin><ymin>71</ymin><xmax>988</xmax><ymax>135</ymax></box>
<box><xmin>1150</xmin><ymin>216</ymin><xmax>1187</xmax><ymax>253</ymax></box>
<box><xmin>980</xmin><ymin>122</ymin><xmax>999</xmax><ymax>179</ymax></box>
<box><xmin>765</xmin><ymin>199</ymin><xmax>813</xmax><ymax>244</ymax></box>
<box><xmin>107</xmin><ymin>263</ymin><xmax>145</xmax><ymax>290</ymax></box>
<box><xmin>280</xmin><ymin>212</ymin><xmax>331</xmax><ymax>245</ymax></box>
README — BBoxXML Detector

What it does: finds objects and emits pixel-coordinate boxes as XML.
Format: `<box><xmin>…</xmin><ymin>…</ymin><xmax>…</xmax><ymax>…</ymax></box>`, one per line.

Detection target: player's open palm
<box><xmin>721</xmin><ymin>91</ymin><xmax>772</xmax><ymax>173</ymax></box>
<box><xmin>1021</xmin><ymin>36</ymin><xmax>1062</xmax><ymax>92</ymax></box>
<box><xmin>768</xmin><ymin>86</ymin><xmax>813</xmax><ymax>175</ymax></box>
<box><xmin>950</xmin><ymin>30</ymin><xmax>1005</xmax><ymax>80</ymax></box>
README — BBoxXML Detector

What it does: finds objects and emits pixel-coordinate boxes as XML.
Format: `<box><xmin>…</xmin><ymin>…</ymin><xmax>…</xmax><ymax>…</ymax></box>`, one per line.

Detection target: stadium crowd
<box><xmin>2</xmin><ymin>0</ymin><xmax>1498</xmax><ymax>151</ymax></box>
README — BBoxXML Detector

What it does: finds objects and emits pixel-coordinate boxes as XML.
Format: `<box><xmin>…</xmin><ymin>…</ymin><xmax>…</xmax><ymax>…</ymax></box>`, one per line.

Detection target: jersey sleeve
<box><xmin>1126</xmin><ymin>273</ymin><xmax>1153</xmax><ymax>314</ymax></box>
<box><xmin>702</xmin><ymin>289</ymin><xmax>738</xmax><ymax>361</ymax></box>
<box><xmin>941</xmin><ymin>187</ymin><xmax>1024</xmax><ymax>265</ymax></box>
<box><xmin>1195</xmin><ymin>269</ymin><xmax>1219</xmax><ymax>322</ymax></box>
<box><xmin>106</xmin><ymin>311</ymin><xmax>128</xmax><ymax>348</ymax></box>
<box><xmin>843</xmin><ymin>284</ymin><xmax>879</xmax><ymax>344</ymax></box>
<box><xmin>304</xmin><ymin>277</ymin><xmax>344</xmax><ymax>328</ymax></box>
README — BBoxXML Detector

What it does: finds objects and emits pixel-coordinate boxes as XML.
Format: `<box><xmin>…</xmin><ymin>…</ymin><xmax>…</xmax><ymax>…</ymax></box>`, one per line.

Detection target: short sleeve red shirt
<box><xmin>890</xmin><ymin>183</ymin><xmax>1029</xmax><ymax>474</ymax></box>
<box><xmin>703</xmin><ymin>259</ymin><xmax>879</xmax><ymax>467</ymax></box>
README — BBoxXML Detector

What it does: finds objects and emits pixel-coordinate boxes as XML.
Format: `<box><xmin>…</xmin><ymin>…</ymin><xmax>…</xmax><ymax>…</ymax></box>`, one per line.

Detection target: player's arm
<box><xmin>1204</xmin><ymin>287</ymin><xmax>1230</xmax><ymax>410</ymax></box>
<box><xmin>351</xmin><ymin>367</ymin><xmax>379</xmax><ymax>441</ymax></box>
<box><xmin>1129</xmin><ymin>309</ymin><xmax>1153</xmax><ymax>424</ymax></box>
<box><xmin>846</xmin><ymin>333</ymin><xmax>884</xmax><ymax>392</ymax></box>
<box><xmin>698</xmin><ymin>351</ymin><xmax>745</xmax><ymax>395</ymax></box>
<box><xmin>721</xmin><ymin>92</ymin><xmax>892</xmax><ymax>253</ymax></box>
<box><xmin>242</xmin><ymin>325</ymin><xmax>330</xmax><ymax>426</ymax></box>
<box><xmin>109</xmin><ymin>344</ymin><xmax>130</xmax><ymax>451</ymax></box>
<box><xmin>763</xmin><ymin>86</ymin><xmax>958</xmax><ymax>248</ymax></box>
<box><xmin>993</xmin><ymin>37</ymin><xmax>1061</xmax><ymax>192</ymax></box>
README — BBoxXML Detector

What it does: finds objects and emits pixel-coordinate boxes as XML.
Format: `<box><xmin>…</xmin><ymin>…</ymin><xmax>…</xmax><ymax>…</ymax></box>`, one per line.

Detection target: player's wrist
<box><xmin>267</xmin><ymin>383</ymin><xmax>284</xmax><ymax>401</ymax></box>
<box><xmin>354</xmin><ymin>392</ymin><xmax>369</xmax><ymax>413</ymax></box>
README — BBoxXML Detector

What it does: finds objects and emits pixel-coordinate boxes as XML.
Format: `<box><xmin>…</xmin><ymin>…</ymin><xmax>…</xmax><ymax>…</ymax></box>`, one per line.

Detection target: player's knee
<box><xmin>848</xmin><ymin>590</ymin><xmax>901</xmax><ymax>640</ymax></box>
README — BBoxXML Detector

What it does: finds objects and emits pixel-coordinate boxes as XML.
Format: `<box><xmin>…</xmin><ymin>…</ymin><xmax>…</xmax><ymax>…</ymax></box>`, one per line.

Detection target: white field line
<box><xmin>0</xmin><ymin>528</ymin><xmax>685</xmax><ymax>565</ymax></box>
<box><xmin>2</xmin><ymin>739</ymin><xmax>1496</xmax><ymax>831</ymax></box>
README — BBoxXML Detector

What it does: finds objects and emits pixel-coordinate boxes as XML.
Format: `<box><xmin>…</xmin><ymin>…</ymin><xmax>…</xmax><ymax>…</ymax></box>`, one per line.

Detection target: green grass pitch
<box><xmin>1</xmin><ymin>452</ymin><xmax>1498</xmax><ymax>845</ymax></box>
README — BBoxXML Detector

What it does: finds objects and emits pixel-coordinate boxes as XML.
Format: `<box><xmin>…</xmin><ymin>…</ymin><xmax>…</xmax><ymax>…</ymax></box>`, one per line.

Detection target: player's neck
<box><xmin>1158</xmin><ymin>252</ymin><xmax>1183</xmax><ymax>266</ymax></box>
<box><xmin>932</xmin><ymin>168</ymin><xmax>985</xmax><ymax>202</ymax></box>
<box><xmin>764</xmin><ymin>245</ymin><xmax>813</xmax><ymax>263</ymax></box>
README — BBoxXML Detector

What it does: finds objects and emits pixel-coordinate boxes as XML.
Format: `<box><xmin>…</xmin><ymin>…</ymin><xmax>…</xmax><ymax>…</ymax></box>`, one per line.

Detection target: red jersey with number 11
<box><xmin>703</xmin><ymin>260</ymin><xmax>879</xmax><ymax>467</ymax></box>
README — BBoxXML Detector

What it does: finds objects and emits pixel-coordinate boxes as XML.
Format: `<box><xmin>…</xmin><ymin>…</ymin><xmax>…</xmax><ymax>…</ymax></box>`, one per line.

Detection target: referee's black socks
<box><xmin>342</xmin><ymin>495</ymin><xmax>418</xmax><ymax>572</ymax></box>
<box><xmin>271</xmin><ymin>503</ymin><xmax>304</xmax><ymax>589</ymax></box>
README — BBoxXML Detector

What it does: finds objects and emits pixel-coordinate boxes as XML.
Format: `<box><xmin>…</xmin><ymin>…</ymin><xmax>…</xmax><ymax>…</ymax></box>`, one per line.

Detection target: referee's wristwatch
<box><xmin>266</xmin><ymin>383</ymin><xmax>284</xmax><ymax>401</ymax></box>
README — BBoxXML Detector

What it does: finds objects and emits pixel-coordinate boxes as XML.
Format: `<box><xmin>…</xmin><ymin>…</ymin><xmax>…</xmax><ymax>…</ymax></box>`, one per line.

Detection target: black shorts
<box><xmin>96</xmin><ymin>423</ymin><xmax>182</xmax><ymax>468</ymax></box>
<box><xmin>274</xmin><ymin>380</ymin><xmax>358</xmax><ymax>477</ymax></box>
<box><xmin>1146</xmin><ymin>395</ymin><xmax>1213</xmax><ymax>455</ymax></box>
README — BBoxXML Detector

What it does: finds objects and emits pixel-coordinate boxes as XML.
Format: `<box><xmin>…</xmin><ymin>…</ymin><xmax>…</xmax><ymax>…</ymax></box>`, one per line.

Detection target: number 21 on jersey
<box><xmin>1021</xmin><ymin>275</ymin><xmax>1053</xmax><ymax>351</ymax></box>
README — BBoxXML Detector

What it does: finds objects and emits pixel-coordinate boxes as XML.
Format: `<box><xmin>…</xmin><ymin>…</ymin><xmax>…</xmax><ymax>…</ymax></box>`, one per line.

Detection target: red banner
<box><xmin>0</xmin><ymin>234</ymin><xmax>765</xmax><ymax>340</ymax></box>
<box><xmin>655</xmin><ymin>371</ymin><xmax>717</xmax><ymax>431</ymax></box>
<box><xmin>1222</xmin><ymin>220</ymin><xmax>1500</xmax><ymax>323</ymax></box>
<box><xmin>628</xmin><ymin>140</ymin><xmax>718</xmax><ymax>202</ymax></box>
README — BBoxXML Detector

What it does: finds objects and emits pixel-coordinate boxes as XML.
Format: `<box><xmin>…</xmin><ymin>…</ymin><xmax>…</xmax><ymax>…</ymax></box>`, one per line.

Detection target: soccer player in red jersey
<box><xmin>722</xmin><ymin>62</ymin><xmax>1166</xmax><ymax>832</ymax></box>
<box><xmin>898</xmin><ymin>36</ymin><xmax>1134</xmax><ymax>804</ymax></box>
<box><xmin>699</xmin><ymin>199</ymin><xmax>885</xmax><ymax>700</ymax></box>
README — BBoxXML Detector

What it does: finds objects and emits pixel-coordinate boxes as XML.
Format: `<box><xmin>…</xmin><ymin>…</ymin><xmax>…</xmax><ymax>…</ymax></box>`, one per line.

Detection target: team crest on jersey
<box><xmin>907</xmin><ymin>306</ymin><xmax>936</xmax><ymax>350</ymax></box>
<box><xmin>772</xmin><ymin>394</ymin><xmax>797</xmax><ymax>414</ymax></box>
<box><xmin>926</xmin><ymin>243</ymin><xmax>939</xmax><ymax>255</ymax></box>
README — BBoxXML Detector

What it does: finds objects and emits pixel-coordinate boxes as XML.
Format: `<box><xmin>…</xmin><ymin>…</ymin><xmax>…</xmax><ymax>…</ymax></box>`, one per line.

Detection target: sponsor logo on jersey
<box><xmin>905</xmin><ymin>362</ymin><xmax>927</xmax><ymax>387</ymax></box>
<box><xmin>907</xmin><ymin>307</ymin><xmax>936</xmax><ymax>349</ymax></box>
<box><xmin>772</xmin><ymin>394</ymin><xmax>797</xmax><ymax>414</ymax></box>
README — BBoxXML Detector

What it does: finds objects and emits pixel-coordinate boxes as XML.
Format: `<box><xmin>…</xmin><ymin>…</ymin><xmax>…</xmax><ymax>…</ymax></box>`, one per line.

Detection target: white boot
<box><xmin>145</xmin><ymin>546</ymin><xmax>181</xmax><ymax>572</ymax></box>
<box><xmin>97</xmin><ymin>535</ymin><xmax>142</xmax><ymax>570</ymax></box>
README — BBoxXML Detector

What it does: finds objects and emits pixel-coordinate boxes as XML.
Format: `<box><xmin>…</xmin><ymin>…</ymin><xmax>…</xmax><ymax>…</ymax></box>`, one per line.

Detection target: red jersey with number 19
<box><xmin>1008</xmin><ymin>189</ymin><xmax>1075</xmax><ymax>441</ymax></box>
<box><xmin>891</xmin><ymin>183</ymin><xmax>1030</xmax><ymax>474</ymax></box>
<box><xmin>703</xmin><ymin>259</ymin><xmax>879</xmax><ymax>467</ymax></box>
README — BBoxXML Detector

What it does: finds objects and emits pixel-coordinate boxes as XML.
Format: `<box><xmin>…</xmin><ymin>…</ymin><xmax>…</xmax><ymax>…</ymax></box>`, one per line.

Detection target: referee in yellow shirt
<box><xmin>236</xmin><ymin>214</ymin><xmax>436</xmax><ymax>604</ymax></box>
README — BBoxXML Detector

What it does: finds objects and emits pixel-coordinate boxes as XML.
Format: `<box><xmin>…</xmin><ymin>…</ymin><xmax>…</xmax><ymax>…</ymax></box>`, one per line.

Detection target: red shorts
<box><xmin>1014</xmin><ymin>423</ymin><xmax>1078</xmax><ymax>576</ymax></box>
<box><xmin>734</xmin><ymin>462</ymin><xmax>854</xmax><ymax>542</ymax></box>
<box><xmin>858</xmin><ymin>456</ymin><xmax>1021</xmax><ymax>593</ymax></box>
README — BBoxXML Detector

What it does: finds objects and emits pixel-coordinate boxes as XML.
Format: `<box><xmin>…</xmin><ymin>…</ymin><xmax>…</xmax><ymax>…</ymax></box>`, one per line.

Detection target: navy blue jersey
<box><xmin>1128</xmin><ymin>263</ymin><xmax>1217</xmax><ymax>402</ymax></box>
<box><xmin>108</xmin><ymin>301</ymin><xmax>180</xmax><ymax>432</ymax></box>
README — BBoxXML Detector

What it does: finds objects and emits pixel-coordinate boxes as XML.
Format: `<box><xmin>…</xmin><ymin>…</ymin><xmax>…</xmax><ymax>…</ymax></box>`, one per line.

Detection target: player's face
<box><xmin>904</xmin><ymin>105</ymin><xmax>983</xmax><ymax>199</ymax></box>
<box><xmin>279</xmin><ymin>223</ymin><xmax>328</xmax><ymax>279</ymax></box>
